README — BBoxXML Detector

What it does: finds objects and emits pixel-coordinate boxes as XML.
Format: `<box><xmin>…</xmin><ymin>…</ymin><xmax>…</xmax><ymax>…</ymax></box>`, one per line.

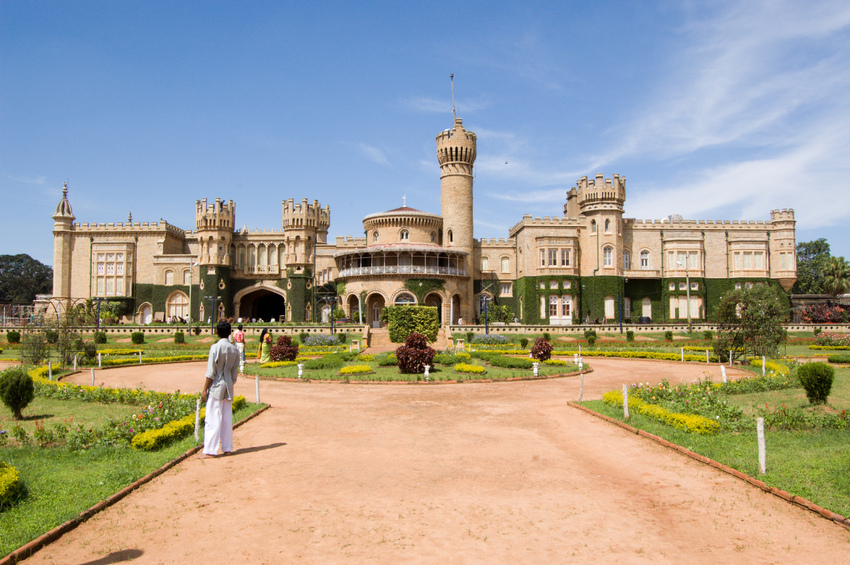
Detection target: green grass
<box><xmin>0</xmin><ymin>402</ymin><xmax>262</xmax><ymax>556</ymax></box>
<box><xmin>0</xmin><ymin>397</ymin><xmax>133</xmax><ymax>434</ymax></box>
<box><xmin>582</xmin><ymin>367</ymin><xmax>850</xmax><ymax>518</ymax></box>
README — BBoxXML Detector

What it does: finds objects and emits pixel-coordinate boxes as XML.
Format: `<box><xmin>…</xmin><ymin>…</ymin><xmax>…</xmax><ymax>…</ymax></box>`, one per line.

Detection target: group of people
<box><xmin>200</xmin><ymin>323</ymin><xmax>273</xmax><ymax>458</ymax></box>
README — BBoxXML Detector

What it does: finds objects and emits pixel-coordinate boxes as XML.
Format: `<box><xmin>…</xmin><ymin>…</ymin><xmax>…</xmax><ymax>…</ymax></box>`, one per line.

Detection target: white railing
<box><xmin>337</xmin><ymin>265</ymin><xmax>465</xmax><ymax>277</ymax></box>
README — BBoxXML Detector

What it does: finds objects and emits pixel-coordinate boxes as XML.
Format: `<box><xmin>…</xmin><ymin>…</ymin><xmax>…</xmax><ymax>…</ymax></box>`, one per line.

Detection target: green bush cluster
<box><xmin>519</xmin><ymin>337</ymin><xmax>529</xmax><ymax>348</ymax></box>
<box><xmin>94</xmin><ymin>331</ymin><xmax>107</xmax><ymax>344</ymax></box>
<box><xmin>797</xmin><ymin>362</ymin><xmax>835</xmax><ymax>405</ymax></box>
<box><xmin>377</xmin><ymin>353</ymin><xmax>397</xmax><ymax>366</ymax></box>
<box><xmin>5</xmin><ymin>330</ymin><xmax>20</xmax><ymax>344</ymax></box>
<box><xmin>433</xmin><ymin>353</ymin><xmax>469</xmax><ymax>365</ymax></box>
<box><xmin>626</xmin><ymin>330</ymin><xmax>634</xmax><ymax>343</ymax></box>
<box><xmin>304</xmin><ymin>354</ymin><xmax>345</xmax><ymax>370</ymax></box>
<box><xmin>664</xmin><ymin>331</ymin><xmax>673</xmax><ymax>341</ymax></box>
<box><xmin>174</xmin><ymin>331</ymin><xmax>185</xmax><ymax>344</ymax></box>
<box><xmin>131</xmin><ymin>332</ymin><xmax>145</xmax><ymax>345</ymax></box>
<box><xmin>386</xmin><ymin>305</ymin><xmax>439</xmax><ymax>342</ymax></box>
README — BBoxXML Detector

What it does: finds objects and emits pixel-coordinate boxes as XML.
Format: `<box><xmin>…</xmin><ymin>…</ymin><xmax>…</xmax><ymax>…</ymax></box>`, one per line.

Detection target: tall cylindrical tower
<box><xmin>437</xmin><ymin>117</ymin><xmax>476</xmax><ymax>322</ymax></box>
<box><xmin>52</xmin><ymin>182</ymin><xmax>75</xmax><ymax>313</ymax></box>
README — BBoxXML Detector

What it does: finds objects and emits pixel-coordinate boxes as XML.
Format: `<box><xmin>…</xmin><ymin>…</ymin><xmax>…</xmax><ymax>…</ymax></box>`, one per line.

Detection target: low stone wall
<box><xmin>448</xmin><ymin>323</ymin><xmax>850</xmax><ymax>334</ymax></box>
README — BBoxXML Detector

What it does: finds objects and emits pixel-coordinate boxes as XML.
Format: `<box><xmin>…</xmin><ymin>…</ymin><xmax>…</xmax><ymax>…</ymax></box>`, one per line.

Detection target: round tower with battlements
<box><xmin>437</xmin><ymin>117</ymin><xmax>477</xmax><ymax>322</ymax></box>
<box><xmin>52</xmin><ymin>182</ymin><xmax>76</xmax><ymax>312</ymax></box>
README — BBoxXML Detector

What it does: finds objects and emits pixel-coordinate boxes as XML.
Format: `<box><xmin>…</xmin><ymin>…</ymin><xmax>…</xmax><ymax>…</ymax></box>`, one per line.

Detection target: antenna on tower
<box><xmin>450</xmin><ymin>73</ymin><xmax>456</xmax><ymax>121</ymax></box>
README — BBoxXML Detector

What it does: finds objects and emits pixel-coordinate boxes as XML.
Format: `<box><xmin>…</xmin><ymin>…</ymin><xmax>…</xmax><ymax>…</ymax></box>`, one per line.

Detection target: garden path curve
<box><xmin>23</xmin><ymin>359</ymin><xmax>850</xmax><ymax>564</ymax></box>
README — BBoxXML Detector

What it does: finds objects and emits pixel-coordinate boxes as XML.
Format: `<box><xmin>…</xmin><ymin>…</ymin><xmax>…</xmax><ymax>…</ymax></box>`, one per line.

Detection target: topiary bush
<box><xmin>5</xmin><ymin>330</ymin><xmax>20</xmax><ymax>344</ymax></box>
<box><xmin>587</xmin><ymin>335</ymin><xmax>596</xmax><ymax>346</ymax></box>
<box><xmin>270</xmin><ymin>335</ymin><xmax>299</xmax><ymax>361</ymax></box>
<box><xmin>543</xmin><ymin>332</ymin><xmax>551</xmax><ymax>342</ymax></box>
<box><xmin>626</xmin><ymin>330</ymin><xmax>635</xmax><ymax>343</ymax></box>
<box><xmin>94</xmin><ymin>331</ymin><xmax>107</xmax><ymax>344</ymax></box>
<box><xmin>465</xmin><ymin>331</ymin><xmax>474</xmax><ymax>344</ymax></box>
<box><xmin>299</xmin><ymin>332</ymin><xmax>309</xmax><ymax>344</ymax></box>
<box><xmin>396</xmin><ymin>332</ymin><xmax>436</xmax><ymax>374</ymax></box>
<box><xmin>519</xmin><ymin>337</ymin><xmax>529</xmax><ymax>349</ymax></box>
<box><xmin>703</xmin><ymin>330</ymin><xmax>713</xmax><ymax>341</ymax></box>
<box><xmin>304</xmin><ymin>354</ymin><xmax>344</xmax><ymax>370</ymax></box>
<box><xmin>377</xmin><ymin>353</ymin><xmax>398</xmax><ymax>366</ymax></box>
<box><xmin>583</xmin><ymin>329</ymin><xmax>597</xmax><ymax>340</ymax></box>
<box><xmin>337</xmin><ymin>332</ymin><xmax>347</xmax><ymax>344</ymax></box>
<box><xmin>0</xmin><ymin>367</ymin><xmax>35</xmax><ymax>420</ymax></box>
<box><xmin>174</xmin><ymin>331</ymin><xmax>185</xmax><ymax>344</ymax></box>
<box><xmin>82</xmin><ymin>341</ymin><xmax>97</xmax><ymax>363</ymax></box>
<box><xmin>797</xmin><ymin>362</ymin><xmax>835</xmax><ymax>405</ymax></box>
<box><xmin>530</xmin><ymin>337</ymin><xmax>552</xmax><ymax>361</ymax></box>
<box><xmin>664</xmin><ymin>331</ymin><xmax>673</xmax><ymax>342</ymax></box>
<box><xmin>131</xmin><ymin>332</ymin><xmax>145</xmax><ymax>345</ymax></box>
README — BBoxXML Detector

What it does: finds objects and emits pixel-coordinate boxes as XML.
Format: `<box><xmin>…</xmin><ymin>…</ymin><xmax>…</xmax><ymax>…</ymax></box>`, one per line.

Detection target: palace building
<box><xmin>50</xmin><ymin>117</ymin><xmax>797</xmax><ymax>327</ymax></box>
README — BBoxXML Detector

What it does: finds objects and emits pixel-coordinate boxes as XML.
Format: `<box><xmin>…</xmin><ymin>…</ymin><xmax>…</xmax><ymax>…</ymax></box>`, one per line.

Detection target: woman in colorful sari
<box><xmin>258</xmin><ymin>328</ymin><xmax>272</xmax><ymax>362</ymax></box>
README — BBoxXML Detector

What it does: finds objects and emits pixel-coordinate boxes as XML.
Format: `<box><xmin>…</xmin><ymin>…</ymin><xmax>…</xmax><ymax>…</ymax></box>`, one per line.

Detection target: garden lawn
<box><xmin>582</xmin><ymin>366</ymin><xmax>850</xmax><ymax>518</ymax></box>
<box><xmin>0</xmin><ymin>397</ymin><xmax>132</xmax><ymax>436</ymax></box>
<box><xmin>0</xmin><ymin>402</ymin><xmax>263</xmax><ymax>557</ymax></box>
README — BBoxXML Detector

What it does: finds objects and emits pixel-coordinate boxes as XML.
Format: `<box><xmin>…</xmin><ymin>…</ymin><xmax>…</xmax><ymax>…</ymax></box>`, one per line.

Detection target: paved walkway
<box><xmin>21</xmin><ymin>359</ymin><xmax>850</xmax><ymax>564</ymax></box>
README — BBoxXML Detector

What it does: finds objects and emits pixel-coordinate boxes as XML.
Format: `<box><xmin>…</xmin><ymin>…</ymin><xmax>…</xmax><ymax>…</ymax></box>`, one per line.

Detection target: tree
<box><xmin>822</xmin><ymin>256</ymin><xmax>850</xmax><ymax>298</ymax></box>
<box><xmin>0</xmin><ymin>254</ymin><xmax>53</xmax><ymax>304</ymax></box>
<box><xmin>714</xmin><ymin>285</ymin><xmax>787</xmax><ymax>364</ymax></box>
<box><xmin>0</xmin><ymin>367</ymin><xmax>35</xmax><ymax>420</ymax></box>
<box><xmin>791</xmin><ymin>239</ymin><xmax>830</xmax><ymax>294</ymax></box>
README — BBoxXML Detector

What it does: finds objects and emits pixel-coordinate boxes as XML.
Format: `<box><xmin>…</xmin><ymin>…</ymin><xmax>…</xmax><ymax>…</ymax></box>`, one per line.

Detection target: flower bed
<box><xmin>339</xmin><ymin>365</ymin><xmax>373</xmax><ymax>375</ymax></box>
<box><xmin>603</xmin><ymin>389</ymin><xmax>721</xmax><ymax>434</ymax></box>
<box><xmin>0</xmin><ymin>462</ymin><xmax>25</xmax><ymax>510</ymax></box>
<box><xmin>454</xmin><ymin>363</ymin><xmax>486</xmax><ymax>374</ymax></box>
<box><xmin>260</xmin><ymin>361</ymin><xmax>298</xmax><ymax>368</ymax></box>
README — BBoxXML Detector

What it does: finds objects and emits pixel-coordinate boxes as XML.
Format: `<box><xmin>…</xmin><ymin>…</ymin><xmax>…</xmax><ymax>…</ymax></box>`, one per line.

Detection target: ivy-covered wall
<box><xmin>285</xmin><ymin>268</ymin><xmax>313</xmax><ymax>323</ymax></box>
<box><xmin>703</xmin><ymin>278</ymin><xmax>790</xmax><ymax>321</ymax></box>
<box><xmin>133</xmin><ymin>283</ymin><xmax>193</xmax><ymax>319</ymax></box>
<box><xmin>623</xmin><ymin>279</ymin><xmax>663</xmax><ymax>323</ymax></box>
<box><xmin>200</xmin><ymin>266</ymin><xmax>232</xmax><ymax>319</ymax></box>
<box><xmin>405</xmin><ymin>278</ymin><xmax>445</xmax><ymax>304</ymax></box>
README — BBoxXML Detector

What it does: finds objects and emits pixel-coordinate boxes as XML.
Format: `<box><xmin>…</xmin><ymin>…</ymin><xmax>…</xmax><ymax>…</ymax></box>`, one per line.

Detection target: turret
<box><xmin>282</xmin><ymin>198</ymin><xmax>330</xmax><ymax>268</ymax></box>
<box><xmin>52</xmin><ymin>182</ymin><xmax>76</xmax><ymax>308</ymax></box>
<box><xmin>195</xmin><ymin>198</ymin><xmax>235</xmax><ymax>266</ymax></box>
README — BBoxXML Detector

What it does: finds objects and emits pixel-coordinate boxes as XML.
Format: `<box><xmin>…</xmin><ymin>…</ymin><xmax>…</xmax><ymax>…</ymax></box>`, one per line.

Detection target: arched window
<box><xmin>400</xmin><ymin>229</ymin><xmax>409</xmax><ymax>241</ymax></box>
<box><xmin>430</xmin><ymin>231</ymin><xmax>436</xmax><ymax>243</ymax></box>
<box><xmin>603</xmin><ymin>246</ymin><xmax>613</xmax><ymax>267</ymax></box>
<box><xmin>183</xmin><ymin>270</ymin><xmax>191</xmax><ymax>285</ymax></box>
<box><xmin>448</xmin><ymin>229</ymin><xmax>453</xmax><ymax>243</ymax></box>
<box><xmin>164</xmin><ymin>270</ymin><xmax>174</xmax><ymax>285</ymax></box>
<box><xmin>501</xmin><ymin>256</ymin><xmax>510</xmax><ymax>273</ymax></box>
<box><xmin>249</xmin><ymin>246</ymin><xmax>256</xmax><ymax>267</ymax></box>
<box><xmin>591</xmin><ymin>220</ymin><xmax>597</xmax><ymax>233</ymax></box>
<box><xmin>373</xmin><ymin>230</ymin><xmax>379</xmax><ymax>243</ymax></box>
<box><xmin>640</xmin><ymin>250</ymin><xmax>650</xmax><ymax>269</ymax></box>
<box><xmin>395</xmin><ymin>293</ymin><xmax>416</xmax><ymax>305</ymax></box>
<box><xmin>269</xmin><ymin>244</ymin><xmax>277</xmax><ymax>265</ymax></box>
<box><xmin>166</xmin><ymin>291</ymin><xmax>189</xmax><ymax>320</ymax></box>
<box><xmin>481</xmin><ymin>256</ymin><xmax>489</xmax><ymax>271</ymax></box>
<box><xmin>623</xmin><ymin>250</ymin><xmax>631</xmax><ymax>270</ymax></box>
<box><xmin>604</xmin><ymin>219</ymin><xmax>611</xmax><ymax>233</ymax></box>
<box><xmin>624</xmin><ymin>297</ymin><xmax>631</xmax><ymax>319</ymax></box>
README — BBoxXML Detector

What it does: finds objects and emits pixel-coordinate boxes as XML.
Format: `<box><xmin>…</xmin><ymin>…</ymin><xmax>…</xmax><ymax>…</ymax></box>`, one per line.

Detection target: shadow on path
<box><xmin>76</xmin><ymin>549</ymin><xmax>144</xmax><ymax>564</ymax></box>
<box><xmin>228</xmin><ymin>442</ymin><xmax>286</xmax><ymax>456</ymax></box>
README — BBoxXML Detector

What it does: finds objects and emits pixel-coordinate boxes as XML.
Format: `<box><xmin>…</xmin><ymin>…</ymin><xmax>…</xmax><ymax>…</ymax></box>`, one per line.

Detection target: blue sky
<box><xmin>2</xmin><ymin>0</ymin><xmax>850</xmax><ymax>267</ymax></box>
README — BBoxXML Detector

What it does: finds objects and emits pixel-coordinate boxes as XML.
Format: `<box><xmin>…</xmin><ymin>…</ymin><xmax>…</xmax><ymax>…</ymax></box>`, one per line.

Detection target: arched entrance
<box><xmin>236</xmin><ymin>287</ymin><xmax>286</xmax><ymax>322</ymax></box>
<box><xmin>425</xmin><ymin>292</ymin><xmax>443</xmax><ymax>325</ymax></box>
<box><xmin>347</xmin><ymin>294</ymin><xmax>361</xmax><ymax>324</ymax></box>
<box><xmin>138</xmin><ymin>303</ymin><xmax>153</xmax><ymax>325</ymax></box>
<box><xmin>451</xmin><ymin>294</ymin><xmax>461</xmax><ymax>324</ymax></box>
<box><xmin>367</xmin><ymin>293</ymin><xmax>385</xmax><ymax>328</ymax></box>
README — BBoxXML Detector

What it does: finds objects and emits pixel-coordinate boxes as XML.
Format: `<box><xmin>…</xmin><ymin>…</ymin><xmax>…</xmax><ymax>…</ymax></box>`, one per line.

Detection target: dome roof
<box><xmin>363</xmin><ymin>205</ymin><xmax>440</xmax><ymax>222</ymax></box>
<box><xmin>53</xmin><ymin>182</ymin><xmax>75</xmax><ymax>219</ymax></box>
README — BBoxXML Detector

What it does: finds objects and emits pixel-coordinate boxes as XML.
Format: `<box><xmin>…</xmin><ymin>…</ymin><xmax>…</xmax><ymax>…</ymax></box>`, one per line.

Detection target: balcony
<box><xmin>337</xmin><ymin>265</ymin><xmax>466</xmax><ymax>277</ymax></box>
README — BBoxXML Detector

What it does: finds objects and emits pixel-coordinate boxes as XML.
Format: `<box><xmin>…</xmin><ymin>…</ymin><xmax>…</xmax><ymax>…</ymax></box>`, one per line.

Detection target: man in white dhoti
<box><xmin>200</xmin><ymin>321</ymin><xmax>240</xmax><ymax>457</ymax></box>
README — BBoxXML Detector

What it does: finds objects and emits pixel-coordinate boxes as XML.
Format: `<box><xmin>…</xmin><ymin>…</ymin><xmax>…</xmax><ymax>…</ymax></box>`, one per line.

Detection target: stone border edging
<box><xmin>567</xmin><ymin>401</ymin><xmax>850</xmax><ymax>531</ymax></box>
<box><xmin>1</xmin><ymin>404</ymin><xmax>270</xmax><ymax>565</ymax></box>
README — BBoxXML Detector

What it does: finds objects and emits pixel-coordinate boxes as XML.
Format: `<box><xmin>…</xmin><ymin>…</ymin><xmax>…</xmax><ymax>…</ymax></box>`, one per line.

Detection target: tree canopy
<box><xmin>0</xmin><ymin>254</ymin><xmax>53</xmax><ymax>304</ymax></box>
<box><xmin>714</xmin><ymin>285</ymin><xmax>787</xmax><ymax>364</ymax></box>
<box><xmin>822</xmin><ymin>256</ymin><xmax>850</xmax><ymax>298</ymax></box>
<box><xmin>792</xmin><ymin>239</ymin><xmax>831</xmax><ymax>294</ymax></box>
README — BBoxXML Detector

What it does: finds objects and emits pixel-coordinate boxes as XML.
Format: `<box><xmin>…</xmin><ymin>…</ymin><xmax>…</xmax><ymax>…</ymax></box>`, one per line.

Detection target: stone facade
<box><xmin>50</xmin><ymin>118</ymin><xmax>797</xmax><ymax>326</ymax></box>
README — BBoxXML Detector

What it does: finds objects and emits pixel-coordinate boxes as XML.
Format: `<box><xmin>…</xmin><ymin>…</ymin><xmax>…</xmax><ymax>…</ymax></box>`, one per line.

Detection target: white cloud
<box><xmin>4</xmin><ymin>174</ymin><xmax>47</xmax><ymax>185</ymax></box>
<box><xmin>356</xmin><ymin>143</ymin><xmax>390</xmax><ymax>166</ymax></box>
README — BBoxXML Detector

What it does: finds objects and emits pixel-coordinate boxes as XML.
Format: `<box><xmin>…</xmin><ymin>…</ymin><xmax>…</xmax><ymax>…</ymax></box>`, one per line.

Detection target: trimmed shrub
<box><xmin>396</xmin><ymin>332</ymin><xmax>436</xmax><ymax>374</ymax></box>
<box><xmin>626</xmin><ymin>330</ymin><xmax>634</xmax><ymax>343</ymax></box>
<box><xmin>543</xmin><ymin>332</ymin><xmax>551</xmax><ymax>341</ymax></box>
<box><xmin>470</xmin><ymin>334</ymin><xmax>510</xmax><ymax>345</ymax></box>
<box><xmin>813</xmin><ymin>327</ymin><xmax>822</xmax><ymax>337</ymax></box>
<box><xmin>488</xmin><ymin>355</ymin><xmax>533</xmax><ymax>370</ymax></box>
<box><xmin>703</xmin><ymin>330</ymin><xmax>713</xmax><ymax>341</ymax></box>
<box><xmin>82</xmin><ymin>341</ymin><xmax>97</xmax><ymax>362</ymax></box>
<box><xmin>664</xmin><ymin>331</ymin><xmax>673</xmax><ymax>341</ymax></box>
<box><xmin>530</xmin><ymin>337</ymin><xmax>552</xmax><ymax>361</ymax></box>
<box><xmin>304</xmin><ymin>354</ymin><xmax>344</xmax><ymax>370</ymax></box>
<box><xmin>587</xmin><ymin>336</ymin><xmax>596</xmax><ymax>346</ymax></box>
<box><xmin>583</xmin><ymin>329</ymin><xmax>597</xmax><ymax>340</ymax></box>
<box><xmin>174</xmin><ymin>331</ymin><xmax>185</xmax><ymax>344</ymax></box>
<box><xmin>94</xmin><ymin>331</ymin><xmax>107</xmax><ymax>344</ymax></box>
<box><xmin>6</xmin><ymin>330</ymin><xmax>20</xmax><ymax>344</ymax></box>
<box><xmin>797</xmin><ymin>362</ymin><xmax>835</xmax><ymax>405</ymax></box>
<box><xmin>270</xmin><ymin>335</ymin><xmax>299</xmax><ymax>362</ymax></box>
<box><xmin>0</xmin><ymin>367</ymin><xmax>35</xmax><ymax>420</ymax></box>
<box><xmin>0</xmin><ymin>462</ymin><xmax>27</xmax><ymax>510</ymax></box>
<box><xmin>434</xmin><ymin>353</ymin><xmax>469</xmax><ymax>365</ymax></box>
<box><xmin>337</xmin><ymin>332</ymin><xmax>347</xmax><ymax>343</ymax></box>
<box><xmin>386</xmin><ymin>305</ymin><xmax>439</xmax><ymax>342</ymax></box>
<box><xmin>377</xmin><ymin>353</ymin><xmax>398</xmax><ymax>366</ymax></box>
<box><xmin>299</xmin><ymin>332</ymin><xmax>309</xmax><ymax>344</ymax></box>
<box><xmin>131</xmin><ymin>332</ymin><xmax>145</xmax><ymax>345</ymax></box>
<box><xmin>45</xmin><ymin>330</ymin><xmax>59</xmax><ymax>344</ymax></box>
<box><xmin>827</xmin><ymin>354</ymin><xmax>850</xmax><ymax>364</ymax></box>
<box><xmin>519</xmin><ymin>337</ymin><xmax>529</xmax><ymax>349</ymax></box>
<box><xmin>465</xmin><ymin>331</ymin><xmax>474</xmax><ymax>344</ymax></box>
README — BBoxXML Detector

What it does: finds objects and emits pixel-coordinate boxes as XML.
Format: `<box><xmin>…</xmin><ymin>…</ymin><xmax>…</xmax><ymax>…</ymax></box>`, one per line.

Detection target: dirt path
<box><xmin>22</xmin><ymin>360</ymin><xmax>850</xmax><ymax>564</ymax></box>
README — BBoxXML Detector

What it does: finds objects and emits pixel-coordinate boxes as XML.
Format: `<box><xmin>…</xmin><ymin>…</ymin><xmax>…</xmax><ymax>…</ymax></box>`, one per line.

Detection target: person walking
<box><xmin>200</xmin><ymin>321</ymin><xmax>240</xmax><ymax>458</ymax></box>
<box><xmin>232</xmin><ymin>323</ymin><xmax>246</xmax><ymax>365</ymax></box>
<box><xmin>258</xmin><ymin>327</ymin><xmax>272</xmax><ymax>363</ymax></box>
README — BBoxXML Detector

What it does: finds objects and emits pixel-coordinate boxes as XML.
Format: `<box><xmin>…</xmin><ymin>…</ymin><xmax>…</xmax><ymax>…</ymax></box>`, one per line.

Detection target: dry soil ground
<box><xmin>18</xmin><ymin>359</ymin><xmax>850</xmax><ymax>564</ymax></box>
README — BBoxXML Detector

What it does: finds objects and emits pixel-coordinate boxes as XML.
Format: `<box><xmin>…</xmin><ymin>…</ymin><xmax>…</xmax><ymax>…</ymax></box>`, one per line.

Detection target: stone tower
<box><xmin>52</xmin><ymin>182</ymin><xmax>75</xmax><ymax>313</ymax></box>
<box><xmin>281</xmin><ymin>198</ymin><xmax>330</xmax><ymax>271</ymax></box>
<box><xmin>195</xmin><ymin>198</ymin><xmax>235</xmax><ymax>266</ymax></box>
<box><xmin>437</xmin><ymin>117</ymin><xmax>477</xmax><ymax>321</ymax></box>
<box><xmin>575</xmin><ymin>174</ymin><xmax>626</xmax><ymax>275</ymax></box>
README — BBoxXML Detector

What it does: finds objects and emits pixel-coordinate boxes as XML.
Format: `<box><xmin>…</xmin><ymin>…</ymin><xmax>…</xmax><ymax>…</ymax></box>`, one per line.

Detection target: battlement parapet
<box><xmin>74</xmin><ymin>221</ymin><xmax>185</xmax><ymax>237</ymax></box>
<box><xmin>282</xmin><ymin>198</ymin><xmax>331</xmax><ymax>230</ymax></box>
<box><xmin>476</xmin><ymin>238</ymin><xmax>513</xmax><ymax>246</ymax></box>
<box><xmin>335</xmin><ymin>235</ymin><xmax>367</xmax><ymax>246</ymax></box>
<box><xmin>436</xmin><ymin>118</ymin><xmax>477</xmax><ymax>167</ymax></box>
<box><xmin>195</xmin><ymin>198</ymin><xmax>235</xmax><ymax>231</ymax></box>
<box><xmin>770</xmin><ymin>208</ymin><xmax>795</xmax><ymax>221</ymax></box>
<box><xmin>575</xmin><ymin>173</ymin><xmax>626</xmax><ymax>211</ymax></box>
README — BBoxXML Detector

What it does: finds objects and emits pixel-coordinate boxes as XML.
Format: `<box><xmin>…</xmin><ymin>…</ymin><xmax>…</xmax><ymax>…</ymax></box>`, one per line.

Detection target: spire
<box><xmin>127</xmin><ymin>211</ymin><xmax>133</xmax><ymax>223</ymax></box>
<box><xmin>450</xmin><ymin>73</ymin><xmax>456</xmax><ymax>121</ymax></box>
<box><xmin>53</xmin><ymin>181</ymin><xmax>75</xmax><ymax>220</ymax></box>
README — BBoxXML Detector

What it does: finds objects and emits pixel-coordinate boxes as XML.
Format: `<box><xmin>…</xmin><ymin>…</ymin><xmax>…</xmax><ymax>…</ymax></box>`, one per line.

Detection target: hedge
<box><xmin>602</xmin><ymin>390</ymin><xmax>720</xmax><ymax>434</ymax></box>
<box><xmin>0</xmin><ymin>461</ymin><xmax>26</xmax><ymax>510</ymax></box>
<box><xmin>130</xmin><ymin>396</ymin><xmax>246</xmax><ymax>451</ymax></box>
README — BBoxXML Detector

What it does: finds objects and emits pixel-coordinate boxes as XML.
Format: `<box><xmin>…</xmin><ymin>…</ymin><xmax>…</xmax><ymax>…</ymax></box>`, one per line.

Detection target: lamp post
<box><xmin>483</xmin><ymin>295</ymin><xmax>490</xmax><ymax>335</ymax></box>
<box><xmin>204</xmin><ymin>295</ymin><xmax>219</xmax><ymax>333</ymax></box>
<box><xmin>676</xmin><ymin>260</ymin><xmax>691</xmax><ymax>330</ymax></box>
